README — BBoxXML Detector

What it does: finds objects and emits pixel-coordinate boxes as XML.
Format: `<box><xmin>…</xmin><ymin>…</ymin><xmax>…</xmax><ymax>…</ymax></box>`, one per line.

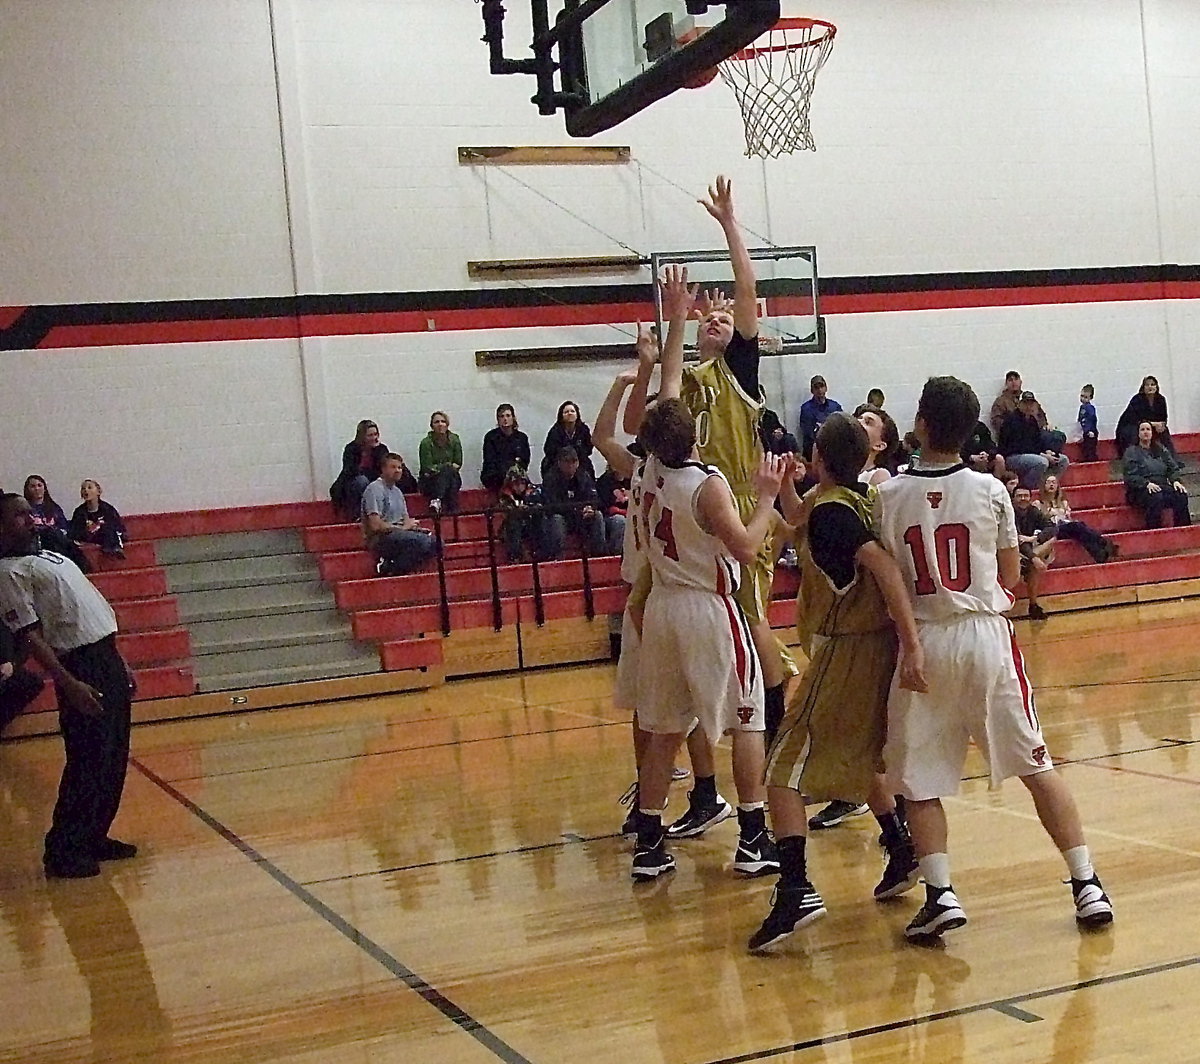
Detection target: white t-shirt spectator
<box><xmin>361</xmin><ymin>479</ymin><xmax>410</xmax><ymax>531</ymax></box>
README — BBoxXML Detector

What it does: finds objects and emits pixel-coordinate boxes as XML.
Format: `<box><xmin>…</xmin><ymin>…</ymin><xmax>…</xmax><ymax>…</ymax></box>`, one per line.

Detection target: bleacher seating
<box><xmin>7</xmin><ymin>433</ymin><xmax>1196</xmax><ymax>735</ymax></box>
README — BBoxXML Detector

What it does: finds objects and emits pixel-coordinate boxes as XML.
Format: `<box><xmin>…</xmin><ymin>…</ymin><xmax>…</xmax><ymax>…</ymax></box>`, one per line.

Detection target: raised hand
<box><xmin>659</xmin><ymin>264</ymin><xmax>697</xmax><ymax>322</ymax></box>
<box><xmin>699</xmin><ymin>174</ymin><xmax>736</xmax><ymax>226</ymax></box>
<box><xmin>693</xmin><ymin>287</ymin><xmax>732</xmax><ymax>320</ymax></box>
<box><xmin>614</xmin><ymin>367</ymin><xmax>640</xmax><ymax>388</ymax></box>
<box><xmin>634</xmin><ymin>321</ymin><xmax>659</xmax><ymax>369</ymax></box>
<box><xmin>753</xmin><ymin>454</ymin><xmax>787</xmax><ymax>499</ymax></box>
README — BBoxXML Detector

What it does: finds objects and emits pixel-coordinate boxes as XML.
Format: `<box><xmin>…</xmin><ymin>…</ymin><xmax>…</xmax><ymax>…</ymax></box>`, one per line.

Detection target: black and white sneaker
<box><xmin>748</xmin><ymin>885</ymin><xmax>826</xmax><ymax>951</ymax></box>
<box><xmin>733</xmin><ymin>831</ymin><xmax>780</xmax><ymax>877</ymax></box>
<box><xmin>631</xmin><ymin>836</ymin><xmax>676</xmax><ymax>880</ymax></box>
<box><xmin>1071</xmin><ymin>875</ymin><xmax>1114</xmax><ymax>929</ymax></box>
<box><xmin>671</xmin><ymin>765</ymin><xmax>691</xmax><ymax>781</ymax></box>
<box><xmin>874</xmin><ymin>849</ymin><xmax>920</xmax><ymax>900</ymax></box>
<box><xmin>808</xmin><ymin>800</ymin><xmax>869</xmax><ymax>830</ymax></box>
<box><xmin>904</xmin><ymin>885</ymin><xmax>968</xmax><ymax>940</ymax></box>
<box><xmin>667</xmin><ymin>793</ymin><xmax>733</xmax><ymax>838</ymax></box>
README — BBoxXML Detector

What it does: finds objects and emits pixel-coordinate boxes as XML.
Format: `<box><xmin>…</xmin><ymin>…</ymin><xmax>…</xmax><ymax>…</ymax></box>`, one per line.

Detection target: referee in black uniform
<box><xmin>0</xmin><ymin>493</ymin><xmax>138</xmax><ymax>879</ymax></box>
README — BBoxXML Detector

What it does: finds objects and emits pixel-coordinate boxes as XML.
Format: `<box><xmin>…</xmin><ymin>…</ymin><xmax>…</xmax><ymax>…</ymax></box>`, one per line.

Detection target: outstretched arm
<box><xmin>622</xmin><ymin>322</ymin><xmax>660</xmax><ymax>437</ymax></box>
<box><xmin>700</xmin><ymin>175</ymin><xmax>758</xmax><ymax>340</ymax></box>
<box><xmin>696</xmin><ymin>455</ymin><xmax>786</xmax><ymax>564</ymax></box>
<box><xmin>653</xmin><ymin>264</ymin><xmax>696</xmax><ymax>403</ymax></box>
<box><xmin>856</xmin><ymin>541</ymin><xmax>928</xmax><ymax>693</ymax></box>
<box><xmin>594</xmin><ymin>371</ymin><xmax>638</xmax><ymax>481</ymax></box>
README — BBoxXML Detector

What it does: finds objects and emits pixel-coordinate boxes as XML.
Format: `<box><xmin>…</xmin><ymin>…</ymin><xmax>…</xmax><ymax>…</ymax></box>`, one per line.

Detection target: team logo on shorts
<box><xmin>1032</xmin><ymin>745</ymin><xmax>1047</xmax><ymax>765</ymax></box>
<box><xmin>737</xmin><ymin>705</ymin><xmax>754</xmax><ymax>725</ymax></box>
<box><xmin>926</xmin><ymin>492</ymin><xmax>943</xmax><ymax>509</ymax></box>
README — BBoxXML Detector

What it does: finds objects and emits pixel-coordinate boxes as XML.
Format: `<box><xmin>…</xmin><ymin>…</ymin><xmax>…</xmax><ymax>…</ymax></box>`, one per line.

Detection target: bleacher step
<box><xmin>191</xmin><ymin>622</ymin><xmax>358</xmax><ymax>657</ymax></box>
<box><xmin>155</xmin><ymin>529</ymin><xmax>305</xmax><ymax>565</ymax></box>
<box><xmin>176</xmin><ymin>582</ymin><xmax>337</xmax><ymax>624</ymax></box>
<box><xmin>165</xmin><ymin>552</ymin><xmax>320</xmax><ymax>593</ymax></box>
<box><xmin>192</xmin><ymin>637</ymin><xmax>379</xmax><ymax>680</ymax></box>
<box><xmin>195</xmin><ymin>657</ymin><xmax>381</xmax><ymax>693</ymax></box>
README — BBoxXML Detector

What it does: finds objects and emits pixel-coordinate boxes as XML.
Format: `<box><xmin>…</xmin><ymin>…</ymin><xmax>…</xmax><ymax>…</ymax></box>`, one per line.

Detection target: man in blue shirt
<box><xmin>361</xmin><ymin>454</ymin><xmax>438</xmax><ymax>576</ymax></box>
<box><xmin>798</xmin><ymin>375</ymin><xmax>843</xmax><ymax>460</ymax></box>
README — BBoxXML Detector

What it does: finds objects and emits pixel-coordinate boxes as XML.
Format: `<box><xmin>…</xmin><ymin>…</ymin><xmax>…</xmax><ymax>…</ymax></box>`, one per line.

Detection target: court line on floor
<box><xmin>701</xmin><ymin>953</ymin><xmax>1200</xmax><ymax>1064</ymax></box>
<box><xmin>301</xmin><ymin>831</ymin><xmax>620</xmax><ymax>886</ymax></box>
<box><xmin>959</xmin><ymin>738</ymin><xmax>1199</xmax><ymax>782</ymax></box>
<box><xmin>129</xmin><ymin>757</ymin><xmax>533</xmax><ymax>1064</ymax></box>
<box><xmin>148</xmin><ymin>719</ymin><xmax>625</xmax><ymax>783</ymax></box>
<box><xmin>1072</xmin><ymin>759</ymin><xmax>1200</xmax><ymax>789</ymax></box>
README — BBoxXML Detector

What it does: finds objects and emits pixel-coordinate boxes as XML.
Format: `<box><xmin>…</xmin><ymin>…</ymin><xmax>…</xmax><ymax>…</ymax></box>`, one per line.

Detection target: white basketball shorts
<box><xmin>637</xmin><ymin>584</ymin><xmax>764</xmax><ymax>742</ymax></box>
<box><xmin>884</xmin><ymin>613</ymin><xmax>1053</xmax><ymax>799</ymax></box>
<box><xmin>613</xmin><ymin>606</ymin><xmax>640</xmax><ymax>711</ymax></box>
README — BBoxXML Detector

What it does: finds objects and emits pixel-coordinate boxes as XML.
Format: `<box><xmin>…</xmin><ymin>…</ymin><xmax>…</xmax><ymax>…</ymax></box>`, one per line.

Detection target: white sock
<box><xmin>919</xmin><ymin>852</ymin><xmax>951</xmax><ymax>889</ymax></box>
<box><xmin>1063</xmin><ymin>845</ymin><xmax>1094</xmax><ymax>882</ymax></box>
<box><xmin>738</xmin><ymin>801</ymin><xmax>765</xmax><ymax>812</ymax></box>
<box><xmin>637</xmin><ymin>808</ymin><xmax>664</xmax><ymax>819</ymax></box>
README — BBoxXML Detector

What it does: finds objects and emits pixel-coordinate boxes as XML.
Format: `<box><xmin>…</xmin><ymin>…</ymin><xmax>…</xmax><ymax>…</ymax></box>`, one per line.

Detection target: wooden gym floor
<box><xmin>2</xmin><ymin>599</ymin><xmax>1199</xmax><ymax>1063</ymax></box>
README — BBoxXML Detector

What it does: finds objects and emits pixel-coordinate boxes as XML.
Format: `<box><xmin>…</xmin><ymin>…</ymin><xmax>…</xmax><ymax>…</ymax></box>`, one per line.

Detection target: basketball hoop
<box><xmin>717</xmin><ymin>18</ymin><xmax>837</xmax><ymax>159</ymax></box>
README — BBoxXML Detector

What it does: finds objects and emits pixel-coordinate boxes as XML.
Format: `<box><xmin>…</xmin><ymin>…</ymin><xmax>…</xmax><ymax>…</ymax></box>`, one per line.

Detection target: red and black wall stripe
<box><xmin>3</xmin><ymin>263</ymin><xmax>1199</xmax><ymax>352</ymax></box>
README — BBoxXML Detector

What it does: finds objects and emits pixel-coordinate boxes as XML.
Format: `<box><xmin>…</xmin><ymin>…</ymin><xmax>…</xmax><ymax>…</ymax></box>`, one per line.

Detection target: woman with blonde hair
<box><xmin>1038</xmin><ymin>473</ymin><xmax>1116</xmax><ymax>563</ymax></box>
<box><xmin>68</xmin><ymin>479</ymin><xmax>126</xmax><ymax>558</ymax></box>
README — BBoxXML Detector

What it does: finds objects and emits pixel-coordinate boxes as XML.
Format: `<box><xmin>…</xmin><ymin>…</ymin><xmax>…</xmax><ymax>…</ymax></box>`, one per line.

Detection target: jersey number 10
<box><xmin>902</xmin><ymin>523</ymin><xmax>972</xmax><ymax>595</ymax></box>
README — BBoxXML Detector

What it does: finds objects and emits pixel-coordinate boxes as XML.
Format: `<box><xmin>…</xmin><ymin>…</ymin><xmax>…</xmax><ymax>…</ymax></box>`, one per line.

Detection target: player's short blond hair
<box><xmin>640</xmin><ymin>399</ymin><xmax>696</xmax><ymax>466</ymax></box>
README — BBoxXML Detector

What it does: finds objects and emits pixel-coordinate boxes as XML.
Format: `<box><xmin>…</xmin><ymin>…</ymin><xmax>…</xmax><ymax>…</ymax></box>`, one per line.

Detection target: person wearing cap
<box><xmin>989</xmin><ymin>370</ymin><xmax>1067</xmax><ymax>453</ymax></box>
<box><xmin>997</xmin><ymin>391</ymin><xmax>1069</xmax><ymax>488</ymax></box>
<box><xmin>797</xmin><ymin>375</ymin><xmax>843</xmax><ymax>461</ymax></box>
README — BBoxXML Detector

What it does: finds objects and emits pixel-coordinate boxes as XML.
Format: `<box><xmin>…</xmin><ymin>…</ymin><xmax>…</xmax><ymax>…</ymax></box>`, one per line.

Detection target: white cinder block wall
<box><xmin>0</xmin><ymin>0</ymin><xmax>1196</xmax><ymax>512</ymax></box>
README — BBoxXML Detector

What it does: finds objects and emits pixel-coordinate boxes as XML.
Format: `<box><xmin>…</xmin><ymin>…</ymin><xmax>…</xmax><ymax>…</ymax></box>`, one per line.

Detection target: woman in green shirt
<box><xmin>419</xmin><ymin>411</ymin><xmax>463</xmax><ymax>513</ymax></box>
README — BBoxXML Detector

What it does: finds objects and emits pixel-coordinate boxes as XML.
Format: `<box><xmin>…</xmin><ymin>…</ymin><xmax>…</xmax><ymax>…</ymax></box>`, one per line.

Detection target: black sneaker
<box><xmin>733</xmin><ymin>830</ymin><xmax>780</xmax><ymax>877</ymax></box>
<box><xmin>874</xmin><ymin>849</ymin><xmax>920</xmax><ymax>900</ymax></box>
<box><xmin>747</xmin><ymin>885</ymin><xmax>826</xmax><ymax>951</ymax></box>
<box><xmin>1071</xmin><ymin>875</ymin><xmax>1114</xmax><ymax>929</ymax></box>
<box><xmin>93</xmin><ymin>838</ymin><xmax>138</xmax><ymax>861</ymax></box>
<box><xmin>44</xmin><ymin>855</ymin><xmax>101</xmax><ymax>880</ymax></box>
<box><xmin>904</xmin><ymin>885</ymin><xmax>967</xmax><ymax>940</ymax></box>
<box><xmin>808</xmin><ymin>800</ymin><xmax>869</xmax><ymax>830</ymax></box>
<box><xmin>631</xmin><ymin>835</ymin><xmax>675</xmax><ymax>881</ymax></box>
<box><xmin>618</xmin><ymin>782</ymin><xmax>638</xmax><ymax>838</ymax></box>
<box><xmin>667</xmin><ymin>793</ymin><xmax>733</xmax><ymax>838</ymax></box>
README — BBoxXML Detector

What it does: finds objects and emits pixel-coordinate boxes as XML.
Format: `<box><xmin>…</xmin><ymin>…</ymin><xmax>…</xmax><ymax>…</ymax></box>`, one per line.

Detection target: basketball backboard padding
<box><xmin>559</xmin><ymin>2</ymin><xmax>781</xmax><ymax>137</ymax></box>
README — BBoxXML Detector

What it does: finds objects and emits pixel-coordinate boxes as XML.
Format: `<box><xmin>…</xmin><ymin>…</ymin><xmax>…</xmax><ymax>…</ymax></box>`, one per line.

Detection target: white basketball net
<box><xmin>717</xmin><ymin>19</ymin><xmax>837</xmax><ymax>159</ymax></box>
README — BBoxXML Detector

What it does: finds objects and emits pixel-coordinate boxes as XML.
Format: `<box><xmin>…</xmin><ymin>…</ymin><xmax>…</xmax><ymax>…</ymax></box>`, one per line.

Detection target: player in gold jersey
<box><xmin>626</xmin><ymin>177</ymin><xmax>795</xmax><ymax>836</ymax></box>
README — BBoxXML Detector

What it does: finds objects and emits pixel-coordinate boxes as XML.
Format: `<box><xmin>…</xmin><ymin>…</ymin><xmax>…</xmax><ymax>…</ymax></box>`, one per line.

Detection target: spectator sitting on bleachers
<box><xmin>542</xmin><ymin>401</ymin><xmax>595</xmax><ymax>479</ymax></box>
<box><xmin>419</xmin><ymin>411</ymin><xmax>463</xmax><ymax>514</ymax></box>
<box><xmin>1123</xmin><ymin>421</ymin><xmax>1191</xmax><ymax>529</ymax></box>
<box><xmin>497</xmin><ymin>466</ymin><xmax>541</xmax><ymax>562</ymax></box>
<box><xmin>761</xmin><ymin>408</ymin><xmax>801</xmax><ymax>457</ymax></box>
<box><xmin>361</xmin><ymin>453</ymin><xmax>438</xmax><ymax>576</ymax></box>
<box><xmin>330</xmin><ymin>420</ymin><xmax>392</xmax><ymax>521</ymax></box>
<box><xmin>959</xmin><ymin>421</ymin><xmax>1006</xmax><ymax>478</ymax></box>
<box><xmin>538</xmin><ymin>445</ymin><xmax>606</xmax><ymax>560</ymax></box>
<box><xmin>1012</xmin><ymin>486</ymin><xmax>1055</xmax><ymax>620</ymax></box>
<box><xmin>1116</xmin><ymin>376</ymin><xmax>1175</xmax><ymax>457</ymax></box>
<box><xmin>68</xmin><ymin>479</ymin><xmax>126</xmax><ymax>558</ymax></box>
<box><xmin>998</xmin><ymin>391</ymin><xmax>1068</xmax><ymax>488</ymax></box>
<box><xmin>989</xmin><ymin>370</ymin><xmax>1067</xmax><ymax>453</ymax></box>
<box><xmin>596</xmin><ymin>464</ymin><xmax>630</xmax><ymax>556</ymax></box>
<box><xmin>23</xmin><ymin>475</ymin><xmax>68</xmax><ymax>533</ymax></box>
<box><xmin>1039</xmin><ymin>473</ymin><xmax>1117</xmax><ymax>562</ymax></box>
<box><xmin>797</xmin><ymin>374</ymin><xmax>842</xmax><ymax>460</ymax></box>
<box><xmin>22</xmin><ymin>475</ymin><xmax>91</xmax><ymax>572</ymax></box>
<box><xmin>481</xmin><ymin>404</ymin><xmax>531</xmax><ymax>492</ymax></box>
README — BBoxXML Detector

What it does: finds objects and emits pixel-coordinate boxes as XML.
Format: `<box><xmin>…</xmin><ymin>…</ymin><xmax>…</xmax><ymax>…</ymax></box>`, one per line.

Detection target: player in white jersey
<box><xmin>611</xmin><ymin>393</ymin><xmax>785</xmax><ymax>880</ymax></box>
<box><xmin>873</xmin><ymin>376</ymin><xmax>1113</xmax><ymax>940</ymax></box>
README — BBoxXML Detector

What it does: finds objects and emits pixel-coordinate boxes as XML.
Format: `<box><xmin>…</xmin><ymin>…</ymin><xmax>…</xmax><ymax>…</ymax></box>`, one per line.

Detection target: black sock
<box><xmin>692</xmin><ymin>774</ymin><xmax>717</xmax><ymax>804</ymax></box>
<box><xmin>764</xmin><ymin>684</ymin><xmax>785</xmax><ymax>746</ymax></box>
<box><xmin>737</xmin><ymin>805</ymin><xmax>766</xmax><ymax>838</ymax></box>
<box><xmin>635</xmin><ymin>810</ymin><xmax>663</xmax><ymax>847</ymax></box>
<box><xmin>777</xmin><ymin>834</ymin><xmax>808</xmax><ymax>888</ymax></box>
<box><xmin>876</xmin><ymin>810</ymin><xmax>912</xmax><ymax>857</ymax></box>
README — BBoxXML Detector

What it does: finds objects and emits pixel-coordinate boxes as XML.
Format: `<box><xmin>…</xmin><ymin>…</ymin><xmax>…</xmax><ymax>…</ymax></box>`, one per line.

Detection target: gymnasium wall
<box><xmin>1</xmin><ymin>0</ymin><xmax>1197</xmax><ymax>512</ymax></box>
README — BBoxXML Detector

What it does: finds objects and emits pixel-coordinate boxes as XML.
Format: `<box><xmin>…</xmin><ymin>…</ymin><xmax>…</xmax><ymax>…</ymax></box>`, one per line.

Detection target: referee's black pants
<box><xmin>44</xmin><ymin>635</ymin><xmax>132</xmax><ymax>865</ymax></box>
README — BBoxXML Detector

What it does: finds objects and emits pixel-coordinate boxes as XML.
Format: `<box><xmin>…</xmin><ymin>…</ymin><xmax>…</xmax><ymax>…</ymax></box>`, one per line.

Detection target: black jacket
<box><xmin>997</xmin><ymin>412</ymin><xmax>1043</xmax><ymax>457</ymax></box>
<box><xmin>482</xmin><ymin>428</ymin><xmax>531</xmax><ymax>490</ymax></box>
<box><xmin>330</xmin><ymin>441</ymin><xmax>391</xmax><ymax>506</ymax></box>
<box><xmin>542</xmin><ymin>422</ymin><xmax>595</xmax><ymax>476</ymax></box>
